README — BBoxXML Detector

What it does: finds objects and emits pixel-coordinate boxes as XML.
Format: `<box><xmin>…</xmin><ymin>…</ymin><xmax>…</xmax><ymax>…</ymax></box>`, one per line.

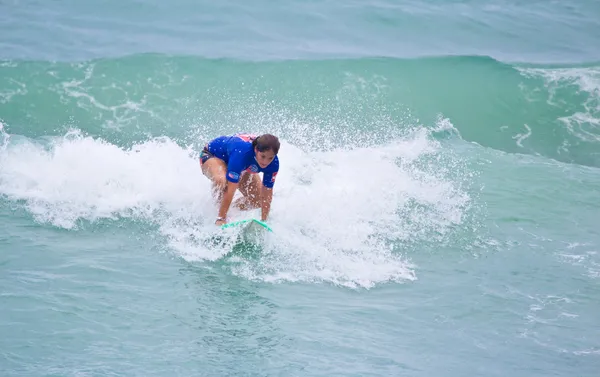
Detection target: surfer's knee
<box><xmin>245</xmin><ymin>191</ymin><xmax>261</xmax><ymax>208</ymax></box>
<box><xmin>235</xmin><ymin>196</ymin><xmax>259</xmax><ymax>210</ymax></box>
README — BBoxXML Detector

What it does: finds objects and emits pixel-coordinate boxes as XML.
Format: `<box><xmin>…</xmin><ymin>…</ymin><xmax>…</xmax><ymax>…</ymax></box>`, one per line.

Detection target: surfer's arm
<box><xmin>217</xmin><ymin>153</ymin><xmax>245</xmax><ymax>224</ymax></box>
<box><xmin>260</xmin><ymin>169</ymin><xmax>277</xmax><ymax>221</ymax></box>
<box><xmin>217</xmin><ymin>181</ymin><xmax>238</xmax><ymax>224</ymax></box>
<box><xmin>260</xmin><ymin>186</ymin><xmax>273</xmax><ymax>221</ymax></box>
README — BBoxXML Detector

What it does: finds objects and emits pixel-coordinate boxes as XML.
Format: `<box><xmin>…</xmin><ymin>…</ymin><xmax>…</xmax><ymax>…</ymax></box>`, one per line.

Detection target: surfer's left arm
<box><xmin>261</xmin><ymin>170</ymin><xmax>277</xmax><ymax>221</ymax></box>
<box><xmin>260</xmin><ymin>186</ymin><xmax>273</xmax><ymax>221</ymax></box>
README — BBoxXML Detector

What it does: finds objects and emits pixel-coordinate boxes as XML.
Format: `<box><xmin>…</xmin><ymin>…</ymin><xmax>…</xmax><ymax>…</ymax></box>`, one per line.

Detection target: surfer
<box><xmin>199</xmin><ymin>133</ymin><xmax>280</xmax><ymax>226</ymax></box>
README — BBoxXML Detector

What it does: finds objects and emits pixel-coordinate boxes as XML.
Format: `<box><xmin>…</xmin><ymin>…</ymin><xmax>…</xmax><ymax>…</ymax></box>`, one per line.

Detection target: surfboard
<box><xmin>217</xmin><ymin>218</ymin><xmax>272</xmax><ymax>248</ymax></box>
<box><xmin>220</xmin><ymin>218</ymin><xmax>273</xmax><ymax>232</ymax></box>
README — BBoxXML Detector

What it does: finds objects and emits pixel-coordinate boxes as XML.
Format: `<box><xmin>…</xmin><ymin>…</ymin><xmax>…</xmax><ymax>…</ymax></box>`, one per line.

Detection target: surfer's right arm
<box><xmin>215</xmin><ymin>158</ymin><xmax>244</xmax><ymax>225</ymax></box>
<box><xmin>216</xmin><ymin>180</ymin><xmax>238</xmax><ymax>226</ymax></box>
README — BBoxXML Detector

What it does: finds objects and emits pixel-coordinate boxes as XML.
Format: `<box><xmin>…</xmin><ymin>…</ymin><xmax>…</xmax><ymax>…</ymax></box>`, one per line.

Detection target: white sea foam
<box><xmin>0</xmin><ymin>126</ymin><xmax>471</xmax><ymax>288</ymax></box>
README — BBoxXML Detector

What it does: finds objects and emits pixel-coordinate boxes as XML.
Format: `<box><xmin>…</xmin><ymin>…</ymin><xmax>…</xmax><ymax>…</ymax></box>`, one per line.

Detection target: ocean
<box><xmin>1</xmin><ymin>1</ymin><xmax>600</xmax><ymax>376</ymax></box>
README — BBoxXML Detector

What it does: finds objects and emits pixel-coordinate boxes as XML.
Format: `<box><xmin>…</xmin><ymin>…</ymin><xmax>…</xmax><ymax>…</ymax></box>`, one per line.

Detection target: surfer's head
<box><xmin>252</xmin><ymin>134</ymin><xmax>279</xmax><ymax>168</ymax></box>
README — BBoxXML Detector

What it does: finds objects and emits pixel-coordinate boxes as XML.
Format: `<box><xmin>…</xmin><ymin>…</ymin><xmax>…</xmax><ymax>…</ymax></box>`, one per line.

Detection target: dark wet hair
<box><xmin>252</xmin><ymin>134</ymin><xmax>280</xmax><ymax>154</ymax></box>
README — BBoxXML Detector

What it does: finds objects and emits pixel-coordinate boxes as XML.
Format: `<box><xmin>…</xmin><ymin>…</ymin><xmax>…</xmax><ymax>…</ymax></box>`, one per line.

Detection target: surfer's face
<box><xmin>254</xmin><ymin>148</ymin><xmax>276</xmax><ymax>168</ymax></box>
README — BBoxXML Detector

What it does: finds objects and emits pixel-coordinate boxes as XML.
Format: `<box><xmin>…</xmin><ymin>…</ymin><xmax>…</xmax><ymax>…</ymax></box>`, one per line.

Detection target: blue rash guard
<box><xmin>203</xmin><ymin>133</ymin><xmax>279</xmax><ymax>188</ymax></box>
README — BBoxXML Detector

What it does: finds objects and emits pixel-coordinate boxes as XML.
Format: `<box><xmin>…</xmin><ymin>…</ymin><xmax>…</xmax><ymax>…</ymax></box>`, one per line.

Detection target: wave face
<box><xmin>2</xmin><ymin>54</ymin><xmax>599</xmax><ymax>167</ymax></box>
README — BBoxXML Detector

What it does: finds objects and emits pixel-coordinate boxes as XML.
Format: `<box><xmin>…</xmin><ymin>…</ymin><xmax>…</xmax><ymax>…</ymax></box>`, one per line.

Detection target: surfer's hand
<box><xmin>215</xmin><ymin>218</ymin><xmax>226</xmax><ymax>226</ymax></box>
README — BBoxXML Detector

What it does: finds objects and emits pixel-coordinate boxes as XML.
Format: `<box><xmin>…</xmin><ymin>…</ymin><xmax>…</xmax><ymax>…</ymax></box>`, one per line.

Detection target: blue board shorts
<box><xmin>199</xmin><ymin>144</ymin><xmax>213</xmax><ymax>166</ymax></box>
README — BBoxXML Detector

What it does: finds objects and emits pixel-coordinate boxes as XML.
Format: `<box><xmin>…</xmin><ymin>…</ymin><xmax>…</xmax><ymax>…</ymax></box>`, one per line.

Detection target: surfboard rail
<box><xmin>220</xmin><ymin>218</ymin><xmax>273</xmax><ymax>232</ymax></box>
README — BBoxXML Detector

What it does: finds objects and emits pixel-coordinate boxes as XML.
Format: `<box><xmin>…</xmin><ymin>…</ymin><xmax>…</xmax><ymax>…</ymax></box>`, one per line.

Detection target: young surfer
<box><xmin>199</xmin><ymin>133</ymin><xmax>280</xmax><ymax>226</ymax></box>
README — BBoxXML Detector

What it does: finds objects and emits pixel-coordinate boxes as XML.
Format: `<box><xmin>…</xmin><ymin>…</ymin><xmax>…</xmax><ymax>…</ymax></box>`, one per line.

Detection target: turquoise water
<box><xmin>1</xmin><ymin>1</ymin><xmax>600</xmax><ymax>376</ymax></box>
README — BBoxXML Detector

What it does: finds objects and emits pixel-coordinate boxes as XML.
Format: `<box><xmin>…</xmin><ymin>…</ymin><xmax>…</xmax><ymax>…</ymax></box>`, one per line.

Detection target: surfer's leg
<box><xmin>234</xmin><ymin>172</ymin><xmax>262</xmax><ymax>210</ymax></box>
<box><xmin>200</xmin><ymin>155</ymin><xmax>228</xmax><ymax>201</ymax></box>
